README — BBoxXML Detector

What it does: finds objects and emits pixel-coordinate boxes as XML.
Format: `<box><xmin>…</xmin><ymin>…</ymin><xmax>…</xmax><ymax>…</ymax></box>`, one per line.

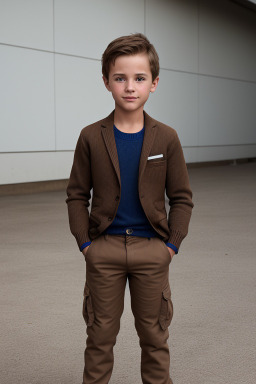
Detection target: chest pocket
<box><xmin>144</xmin><ymin>159</ymin><xmax>166</xmax><ymax>192</ymax></box>
<box><xmin>146</xmin><ymin>159</ymin><xmax>166</xmax><ymax>168</ymax></box>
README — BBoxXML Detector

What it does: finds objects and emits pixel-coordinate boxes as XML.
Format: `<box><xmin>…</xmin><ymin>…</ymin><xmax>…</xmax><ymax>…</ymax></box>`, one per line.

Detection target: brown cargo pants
<box><xmin>82</xmin><ymin>234</ymin><xmax>174</xmax><ymax>384</ymax></box>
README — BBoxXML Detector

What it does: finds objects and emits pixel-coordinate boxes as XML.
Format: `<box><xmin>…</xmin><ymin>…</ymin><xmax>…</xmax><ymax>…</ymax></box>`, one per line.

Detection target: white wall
<box><xmin>0</xmin><ymin>0</ymin><xmax>256</xmax><ymax>184</ymax></box>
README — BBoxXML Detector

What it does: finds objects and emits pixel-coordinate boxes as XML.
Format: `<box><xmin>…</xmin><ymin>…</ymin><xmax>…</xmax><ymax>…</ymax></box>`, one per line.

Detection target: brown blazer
<box><xmin>66</xmin><ymin>111</ymin><xmax>193</xmax><ymax>250</ymax></box>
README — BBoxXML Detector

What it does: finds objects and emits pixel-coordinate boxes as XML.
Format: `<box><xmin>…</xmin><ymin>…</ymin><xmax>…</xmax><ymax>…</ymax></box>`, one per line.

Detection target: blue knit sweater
<box><xmin>104</xmin><ymin>125</ymin><xmax>158</xmax><ymax>237</ymax></box>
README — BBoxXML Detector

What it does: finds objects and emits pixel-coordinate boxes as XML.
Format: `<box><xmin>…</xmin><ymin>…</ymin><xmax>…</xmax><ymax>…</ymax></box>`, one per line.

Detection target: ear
<box><xmin>103</xmin><ymin>76</ymin><xmax>111</xmax><ymax>92</ymax></box>
<box><xmin>150</xmin><ymin>76</ymin><xmax>159</xmax><ymax>93</ymax></box>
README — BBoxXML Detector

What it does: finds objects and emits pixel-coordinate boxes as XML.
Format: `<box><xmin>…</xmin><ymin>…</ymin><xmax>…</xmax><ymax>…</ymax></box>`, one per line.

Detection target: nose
<box><xmin>125</xmin><ymin>79</ymin><xmax>135</xmax><ymax>92</ymax></box>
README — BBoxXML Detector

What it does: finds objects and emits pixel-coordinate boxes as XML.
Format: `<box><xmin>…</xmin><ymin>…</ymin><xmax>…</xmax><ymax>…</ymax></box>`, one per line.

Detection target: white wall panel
<box><xmin>199</xmin><ymin>0</ymin><xmax>256</xmax><ymax>82</ymax></box>
<box><xmin>183</xmin><ymin>144</ymin><xmax>256</xmax><ymax>164</ymax></box>
<box><xmin>146</xmin><ymin>0</ymin><xmax>198</xmax><ymax>73</ymax></box>
<box><xmin>0</xmin><ymin>0</ymin><xmax>54</xmax><ymax>51</ymax></box>
<box><xmin>54</xmin><ymin>0</ymin><xmax>144</xmax><ymax>59</ymax></box>
<box><xmin>0</xmin><ymin>151</ymin><xmax>73</xmax><ymax>184</ymax></box>
<box><xmin>0</xmin><ymin>45</ymin><xmax>55</xmax><ymax>152</ymax></box>
<box><xmin>55</xmin><ymin>54</ymin><xmax>114</xmax><ymax>150</ymax></box>
<box><xmin>1</xmin><ymin>0</ymin><xmax>256</xmax><ymax>186</ymax></box>
<box><xmin>1</xmin><ymin>144</ymin><xmax>255</xmax><ymax>185</ymax></box>
<box><xmin>146</xmin><ymin>69</ymin><xmax>198</xmax><ymax>147</ymax></box>
<box><xmin>198</xmin><ymin>76</ymin><xmax>256</xmax><ymax>146</ymax></box>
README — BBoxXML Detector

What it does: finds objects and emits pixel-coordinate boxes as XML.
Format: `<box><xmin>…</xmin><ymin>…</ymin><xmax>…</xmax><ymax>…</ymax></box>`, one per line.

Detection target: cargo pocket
<box><xmin>82</xmin><ymin>283</ymin><xmax>94</xmax><ymax>326</ymax></box>
<box><xmin>159</xmin><ymin>285</ymin><xmax>173</xmax><ymax>331</ymax></box>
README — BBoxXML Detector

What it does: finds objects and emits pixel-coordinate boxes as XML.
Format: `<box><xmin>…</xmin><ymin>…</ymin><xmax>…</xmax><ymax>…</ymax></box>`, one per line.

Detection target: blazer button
<box><xmin>126</xmin><ymin>228</ymin><xmax>133</xmax><ymax>235</ymax></box>
<box><xmin>108</xmin><ymin>217</ymin><xmax>112</xmax><ymax>221</ymax></box>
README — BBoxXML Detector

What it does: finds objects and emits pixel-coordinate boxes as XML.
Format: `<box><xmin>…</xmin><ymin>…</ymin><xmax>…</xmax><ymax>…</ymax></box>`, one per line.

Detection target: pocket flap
<box><xmin>159</xmin><ymin>284</ymin><xmax>173</xmax><ymax>331</ymax></box>
<box><xmin>162</xmin><ymin>285</ymin><xmax>171</xmax><ymax>300</ymax></box>
<box><xmin>83</xmin><ymin>283</ymin><xmax>94</xmax><ymax>326</ymax></box>
<box><xmin>84</xmin><ymin>283</ymin><xmax>90</xmax><ymax>297</ymax></box>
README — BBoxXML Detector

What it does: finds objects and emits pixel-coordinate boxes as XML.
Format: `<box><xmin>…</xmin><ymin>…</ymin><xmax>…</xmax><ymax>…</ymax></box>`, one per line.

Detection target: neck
<box><xmin>114</xmin><ymin>106</ymin><xmax>144</xmax><ymax>133</ymax></box>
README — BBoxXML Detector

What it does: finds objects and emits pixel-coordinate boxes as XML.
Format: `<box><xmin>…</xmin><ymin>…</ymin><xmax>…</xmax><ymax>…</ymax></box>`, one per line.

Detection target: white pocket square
<box><xmin>147</xmin><ymin>154</ymin><xmax>163</xmax><ymax>160</ymax></box>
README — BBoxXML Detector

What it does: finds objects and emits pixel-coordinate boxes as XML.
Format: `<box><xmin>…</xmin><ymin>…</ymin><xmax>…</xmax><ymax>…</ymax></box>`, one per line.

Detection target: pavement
<box><xmin>0</xmin><ymin>162</ymin><xmax>256</xmax><ymax>384</ymax></box>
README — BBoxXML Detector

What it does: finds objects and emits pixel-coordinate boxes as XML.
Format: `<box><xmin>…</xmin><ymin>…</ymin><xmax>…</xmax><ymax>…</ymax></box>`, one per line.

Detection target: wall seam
<box><xmin>160</xmin><ymin>67</ymin><xmax>256</xmax><ymax>85</ymax></box>
<box><xmin>0</xmin><ymin>42</ymin><xmax>101</xmax><ymax>62</ymax></box>
<box><xmin>144</xmin><ymin>0</ymin><xmax>147</xmax><ymax>35</ymax></box>
<box><xmin>53</xmin><ymin>0</ymin><xmax>57</xmax><ymax>152</ymax></box>
<box><xmin>1</xmin><ymin>42</ymin><xmax>255</xmax><ymax>85</ymax></box>
<box><xmin>197</xmin><ymin>0</ymin><xmax>200</xmax><ymax>153</ymax></box>
<box><xmin>1</xmin><ymin>143</ymin><xmax>256</xmax><ymax>155</ymax></box>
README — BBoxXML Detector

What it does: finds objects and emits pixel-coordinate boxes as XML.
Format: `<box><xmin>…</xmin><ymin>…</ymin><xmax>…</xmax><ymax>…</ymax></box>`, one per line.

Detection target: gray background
<box><xmin>0</xmin><ymin>0</ymin><xmax>256</xmax><ymax>184</ymax></box>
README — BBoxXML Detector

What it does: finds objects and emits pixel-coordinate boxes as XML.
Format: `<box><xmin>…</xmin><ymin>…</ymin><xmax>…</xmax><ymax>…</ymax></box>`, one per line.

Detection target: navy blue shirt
<box><xmin>104</xmin><ymin>125</ymin><xmax>158</xmax><ymax>237</ymax></box>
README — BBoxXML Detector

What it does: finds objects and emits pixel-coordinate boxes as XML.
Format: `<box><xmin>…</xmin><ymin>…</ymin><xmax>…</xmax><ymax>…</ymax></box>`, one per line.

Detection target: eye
<box><xmin>136</xmin><ymin>77</ymin><xmax>145</xmax><ymax>82</ymax></box>
<box><xmin>115</xmin><ymin>77</ymin><xmax>125</xmax><ymax>82</ymax></box>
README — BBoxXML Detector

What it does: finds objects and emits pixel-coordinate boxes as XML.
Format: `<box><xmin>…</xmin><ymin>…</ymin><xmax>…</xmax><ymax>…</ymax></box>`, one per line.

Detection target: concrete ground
<box><xmin>0</xmin><ymin>162</ymin><xmax>256</xmax><ymax>384</ymax></box>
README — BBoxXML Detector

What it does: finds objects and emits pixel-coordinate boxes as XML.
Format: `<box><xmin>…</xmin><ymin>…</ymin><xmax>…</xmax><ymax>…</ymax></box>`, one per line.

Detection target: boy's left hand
<box><xmin>167</xmin><ymin>247</ymin><xmax>175</xmax><ymax>261</ymax></box>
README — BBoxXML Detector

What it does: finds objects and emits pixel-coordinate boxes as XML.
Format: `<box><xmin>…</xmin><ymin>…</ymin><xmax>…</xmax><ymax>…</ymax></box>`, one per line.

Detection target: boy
<box><xmin>66</xmin><ymin>33</ymin><xmax>193</xmax><ymax>384</ymax></box>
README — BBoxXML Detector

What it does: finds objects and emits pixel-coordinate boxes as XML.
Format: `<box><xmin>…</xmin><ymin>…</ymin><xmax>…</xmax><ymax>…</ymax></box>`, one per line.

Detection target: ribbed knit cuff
<box><xmin>166</xmin><ymin>242</ymin><xmax>179</xmax><ymax>254</ymax></box>
<box><xmin>74</xmin><ymin>230</ymin><xmax>91</xmax><ymax>250</ymax></box>
<box><xmin>80</xmin><ymin>242</ymin><xmax>92</xmax><ymax>252</ymax></box>
<box><xmin>168</xmin><ymin>230</ymin><xmax>185</xmax><ymax>250</ymax></box>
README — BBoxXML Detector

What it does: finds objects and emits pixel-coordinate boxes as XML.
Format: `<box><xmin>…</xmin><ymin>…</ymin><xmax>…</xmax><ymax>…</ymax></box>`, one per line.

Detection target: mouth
<box><xmin>123</xmin><ymin>97</ymin><xmax>138</xmax><ymax>101</ymax></box>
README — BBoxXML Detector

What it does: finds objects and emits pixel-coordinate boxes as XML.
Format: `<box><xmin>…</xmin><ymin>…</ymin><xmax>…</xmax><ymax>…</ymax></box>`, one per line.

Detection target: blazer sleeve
<box><xmin>165</xmin><ymin>131</ymin><xmax>193</xmax><ymax>249</ymax></box>
<box><xmin>66</xmin><ymin>131</ymin><xmax>92</xmax><ymax>249</ymax></box>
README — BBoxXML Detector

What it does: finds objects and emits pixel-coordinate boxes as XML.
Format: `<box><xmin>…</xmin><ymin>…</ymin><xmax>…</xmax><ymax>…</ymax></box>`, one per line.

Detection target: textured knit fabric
<box><xmin>80</xmin><ymin>241</ymin><xmax>92</xmax><ymax>251</ymax></box>
<box><xmin>104</xmin><ymin>125</ymin><xmax>158</xmax><ymax>238</ymax></box>
<box><xmin>66</xmin><ymin>111</ymin><xmax>193</xmax><ymax>250</ymax></box>
<box><xmin>165</xmin><ymin>242</ymin><xmax>178</xmax><ymax>254</ymax></box>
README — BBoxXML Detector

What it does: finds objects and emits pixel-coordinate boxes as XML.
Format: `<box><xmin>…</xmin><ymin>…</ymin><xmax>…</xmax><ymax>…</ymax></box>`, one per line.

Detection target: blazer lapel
<box><xmin>101</xmin><ymin>111</ymin><xmax>121</xmax><ymax>186</ymax></box>
<box><xmin>101</xmin><ymin>110</ymin><xmax>157</xmax><ymax>188</ymax></box>
<box><xmin>138</xmin><ymin>111</ymin><xmax>157</xmax><ymax>184</ymax></box>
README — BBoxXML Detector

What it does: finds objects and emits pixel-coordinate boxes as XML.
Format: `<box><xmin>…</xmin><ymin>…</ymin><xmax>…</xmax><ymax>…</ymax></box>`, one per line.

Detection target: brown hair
<box><xmin>102</xmin><ymin>33</ymin><xmax>159</xmax><ymax>81</ymax></box>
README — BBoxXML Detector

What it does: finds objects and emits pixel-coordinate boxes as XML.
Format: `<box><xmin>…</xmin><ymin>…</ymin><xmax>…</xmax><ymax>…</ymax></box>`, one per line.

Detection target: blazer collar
<box><xmin>101</xmin><ymin>111</ymin><xmax>121</xmax><ymax>185</ymax></box>
<box><xmin>101</xmin><ymin>110</ymin><xmax>157</xmax><ymax>187</ymax></box>
<box><xmin>138</xmin><ymin>111</ymin><xmax>157</xmax><ymax>185</ymax></box>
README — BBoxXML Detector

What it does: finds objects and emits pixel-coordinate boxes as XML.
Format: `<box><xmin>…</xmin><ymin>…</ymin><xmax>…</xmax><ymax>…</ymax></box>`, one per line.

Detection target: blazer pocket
<box><xmin>147</xmin><ymin>159</ymin><xmax>166</xmax><ymax>167</ymax></box>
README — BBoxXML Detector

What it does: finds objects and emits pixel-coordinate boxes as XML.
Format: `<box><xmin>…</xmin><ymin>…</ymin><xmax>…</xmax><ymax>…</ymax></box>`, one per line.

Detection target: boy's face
<box><xmin>103</xmin><ymin>53</ymin><xmax>159</xmax><ymax>114</ymax></box>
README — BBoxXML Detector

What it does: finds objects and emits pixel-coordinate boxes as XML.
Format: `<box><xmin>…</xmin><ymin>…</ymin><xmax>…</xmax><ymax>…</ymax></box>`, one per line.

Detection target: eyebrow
<box><xmin>112</xmin><ymin>73</ymin><xmax>148</xmax><ymax>77</ymax></box>
<box><xmin>112</xmin><ymin>73</ymin><xmax>125</xmax><ymax>77</ymax></box>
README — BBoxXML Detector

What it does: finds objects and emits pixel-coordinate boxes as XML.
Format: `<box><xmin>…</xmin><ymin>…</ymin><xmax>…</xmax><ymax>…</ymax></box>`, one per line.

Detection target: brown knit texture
<box><xmin>66</xmin><ymin>111</ymin><xmax>193</xmax><ymax>251</ymax></box>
